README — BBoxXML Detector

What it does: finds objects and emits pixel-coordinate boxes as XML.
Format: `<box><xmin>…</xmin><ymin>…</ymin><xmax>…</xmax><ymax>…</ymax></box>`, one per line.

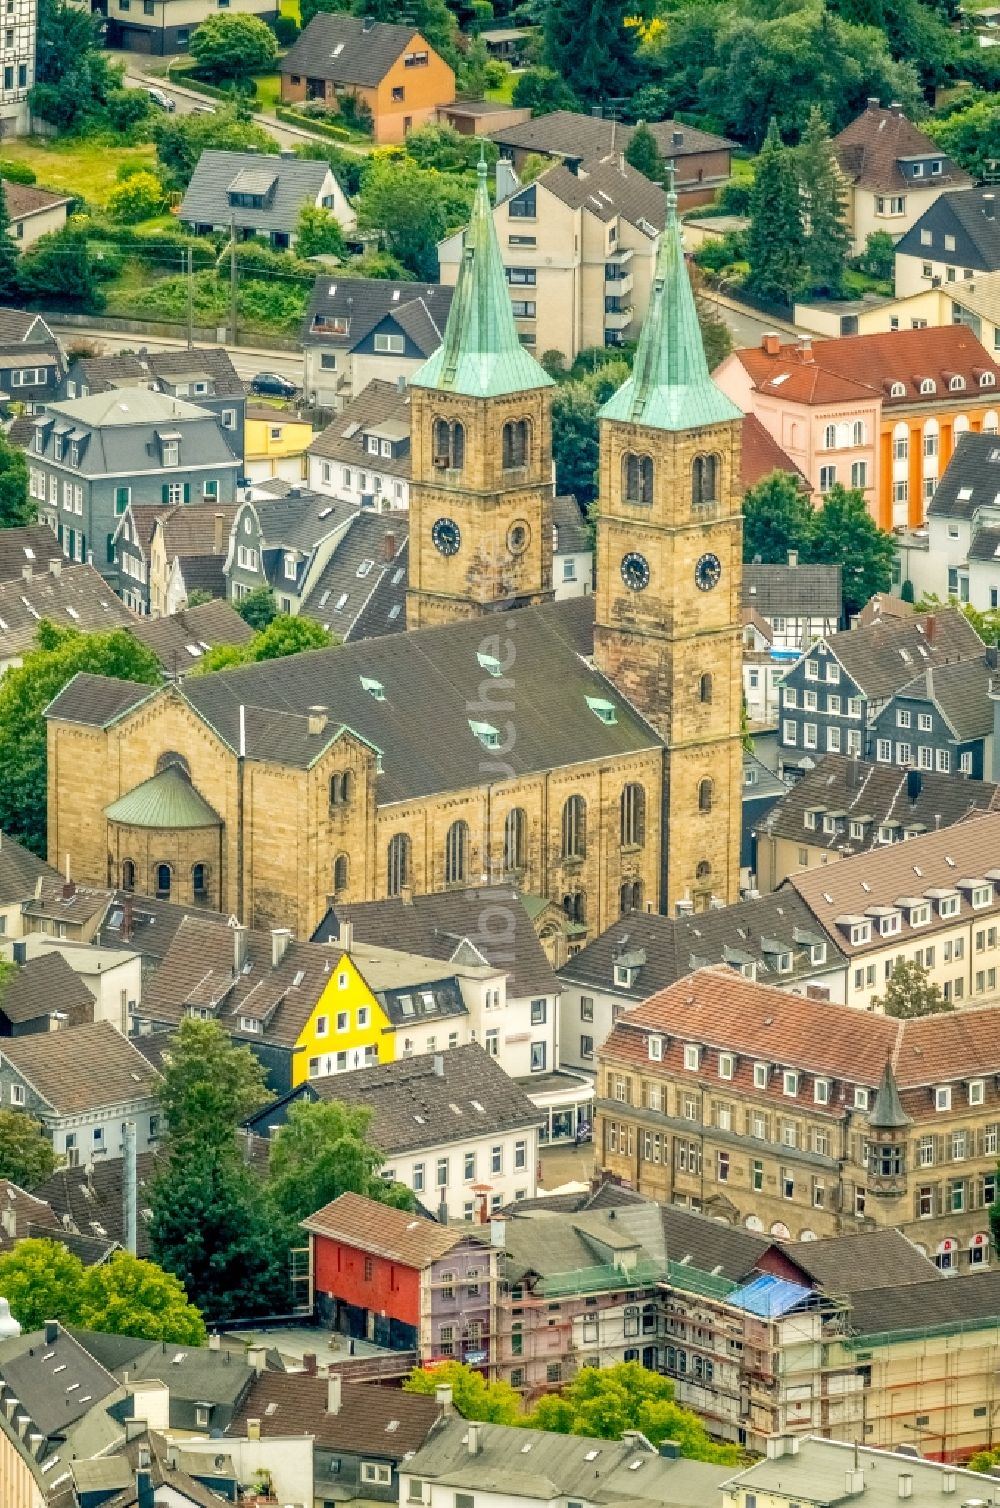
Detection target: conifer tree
<box><xmin>746</xmin><ymin>118</ymin><xmax>807</xmax><ymax>305</ymax></box>
<box><xmin>0</xmin><ymin>180</ymin><xmax>21</xmax><ymax>305</ymax></box>
<box><xmin>624</xmin><ymin>122</ymin><xmax>664</xmax><ymax>184</ymax></box>
<box><xmin>543</xmin><ymin>0</ymin><xmax>639</xmax><ymax>106</ymax></box>
<box><xmin>798</xmin><ymin>105</ymin><xmax>851</xmax><ymax>296</ymax></box>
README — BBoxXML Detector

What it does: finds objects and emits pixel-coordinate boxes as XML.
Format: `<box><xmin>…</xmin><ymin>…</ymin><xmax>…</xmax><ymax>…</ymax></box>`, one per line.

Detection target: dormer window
<box><xmin>719</xmin><ymin>1052</ymin><xmax>734</xmax><ymax>1080</ymax></box>
<box><xmin>814</xmin><ymin>1078</ymin><xmax>830</xmax><ymax>1105</ymax></box>
<box><xmin>284</xmin><ymin>554</ymin><xmax>297</xmax><ymax>580</ymax></box>
<box><xmin>919</xmin><ymin>379</ymin><xmax>936</xmax><ymax>395</ymax></box>
<box><xmin>939</xmin><ymin>895</ymin><xmax>959</xmax><ymax>918</ymax></box>
<box><xmin>586</xmin><ymin>696</ymin><xmax>617</xmax><ymax>726</ymax></box>
<box><xmin>949</xmin><ymin>375</ymin><xmax>965</xmax><ymax>391</ymax></box>
<box><xmin>783</xmin><ymin>1070</ymin><xmax>798</xmax><ymax>1097</ymax></box>
<box><xmin>469</xmin><ymin>720</ymin><xmax>500</xmax><ymax>748</ymax></box>
<box><xmin>969</xmin><ymin>1080</ymin><xmax>985</xmax><ymax>1107</ymax></box>
<box><xmin>890</xmin><ymin>382</ymin><xmax>906</xmax><ymax>397</ymax></box>
<box><xmin>162</xmin><ymin>440</ymin><xmax>179</xmax><ymax>466</ymax></box>
<box><xmin>879</xmin><ymin>912</ymin><xmax>900</xmax><ymax>936</ymax></box>
<box><xmin>810</xmin><ymin>941</ymin><xmax>827</xmax><ymax>965</ymax></box>
<box><xmin>851</xmin><ymin>921</ymin><xmax>871</xmax><ymax>945</ymax></box>
<box><xmin>932</xmin><ymin>160</ymin><xmax>942</xmax><ymax>174</ymax></box>
<box><xmin>648</xmin><ymin>1035</ymin><xmax>663</xmax><ymax>1062</ymax></box>
<box><xmin>981</xmin><ymin>372</ymin><xmax>997</xmax><ymax>388</ymax></box>
<box><xmin>909</xmin><ymin>903</ymin><xmax>930</xmax><ymax>927</ymax></box>
<box><xmin>683</xmin><ymin>1044</ymin><xmax>700</xmax><ymax>1072</ymax></box>
<box><xmin>854</xmin><ymin>1086</ymin><xmax>869</xmax><ymax>1111</ymax></box>
<box><xmin>33</xmin><ymin>429</ymin><xmax>43</xmax><ymax>453</ymax></box>
<box><xmin>972</xmin><ymin>884</ymin><xmax>992</xmax><ymax>909</ymax></box>
<box><xmin>935</xmin><ymin>1085</ymin><xmax>951</xmax><ymax>1112</ymax></box>
<box><xmin>69</xmin><ymin>442</ymin><xmax>80</xmax><ymax>467</ymax></box>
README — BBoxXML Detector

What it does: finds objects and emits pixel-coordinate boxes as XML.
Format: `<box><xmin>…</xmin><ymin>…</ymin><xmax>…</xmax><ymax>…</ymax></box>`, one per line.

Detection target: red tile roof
<box><xmin>302</xmin><ymin>1191</ymin><xmax>465</xmax><ymax>1267</ymax></box>
<box><xmin>739</xmin><ymin>414</ymin><xmax>808</xmax><ymax>491</ymax></box>
<box><xmin>734</xmin><ymin>326</ymin><xmax>1000</xmax><ymax>409</ymax></box>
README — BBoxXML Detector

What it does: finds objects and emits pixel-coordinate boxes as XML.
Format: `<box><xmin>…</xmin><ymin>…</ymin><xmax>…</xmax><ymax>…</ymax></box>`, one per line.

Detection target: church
<box><xmin>45</xmin><ymin>162</ymin><xmax>745</xmax><ymax>944</ymax></box>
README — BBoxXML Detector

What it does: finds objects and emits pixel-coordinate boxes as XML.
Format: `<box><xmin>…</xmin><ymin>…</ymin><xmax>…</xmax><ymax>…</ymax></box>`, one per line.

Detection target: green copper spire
<box><xmin>410</xmin><ymin>158</ymin><xmax>554</xmax><ymax>399</ymax></box>
<box><xmin>599</xmin><ymin>170</ymin><xmax>742</xmax><ymax>432</ymax></box>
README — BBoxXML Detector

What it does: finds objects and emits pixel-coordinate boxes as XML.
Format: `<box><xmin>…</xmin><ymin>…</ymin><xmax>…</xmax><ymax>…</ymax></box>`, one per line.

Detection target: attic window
<box><xmin>982</xmin><ymin>372</ymin><xmax>997</xmax><ymax>387</ymax></box>
<box><xmin>357</xmin><ymin>559</ymin><xmax>374</xmax><ymax>578</ymax></box>
<box><xmin>949</xmin><ymin>375</ymin><xmax>966</xmax><ymax>391</ymax></box>
<box><xmin>331</xmin><ymin>41</ymin><xmax>344</xmax><ymax>54</ymax></box>
<box><xmin>469</xmin><ymin>719</ymin><xmax>500</xmax><ymax>748</ymax></box>
<box><xmin>586</xmin><ymin>696</ymin><xmax>618</xmax><ymax>726</ymax></box>
<box><xmin>477</xmin><ymin>650</ymin><xmax>504</xmax><ymax>677</ymax></box>
<box><xmin>890</xmin><ymin>382</ymin><xmax>905</xmax><ymax>397</ymax></box>
<box><xmin>361</xmin><ymin>676</ymin><xmax>385</xmax><ymax>700</ymax></box>
<box><xmin>920</xmin><ymin>379</ymin><xmax>936</xmax><ymax>394</ymax></box>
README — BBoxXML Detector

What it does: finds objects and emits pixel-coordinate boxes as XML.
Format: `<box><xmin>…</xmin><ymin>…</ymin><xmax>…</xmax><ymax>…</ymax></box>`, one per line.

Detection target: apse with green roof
<box><xmin>105</xmin><ymin>763</ymin><xmax>222</xmax><ymax>909</ymax></box>
<box><xmin>599</xmin><ymin>179</ymin><xmax>742</xmax><ymax>433</ymax></box>
<box><xmin>409</xmin><ymin>159</ymin><xmax>553</xmax><ymax>400</ymax></box>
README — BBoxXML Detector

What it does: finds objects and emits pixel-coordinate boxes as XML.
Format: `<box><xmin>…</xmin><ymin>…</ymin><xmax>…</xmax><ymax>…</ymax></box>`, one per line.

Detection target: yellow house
<box><xmin>293</xmin><ymin>949</ymin><xmax>394</xmax><ymax>1086</ymax></box>
<box><xmin>795</xmin><ymin>276</ymin><xmax>1000</xmax><ymax>359</ymax></box>
<box><xmin>244</xmin><ymin>406</ymin><xmax>313</xmax><ymax>485</ymax></box>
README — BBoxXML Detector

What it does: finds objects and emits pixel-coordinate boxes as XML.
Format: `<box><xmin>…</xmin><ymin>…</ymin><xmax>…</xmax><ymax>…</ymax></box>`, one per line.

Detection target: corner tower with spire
<box><xmin>593</xmin><ymin>172</ymin><xmax>745</xmax><ymax>912</ymax></box>
<box><xmin>406</xmin><ymin>158</ymin><xmax>557</xmax><ymax>628</ymax></box>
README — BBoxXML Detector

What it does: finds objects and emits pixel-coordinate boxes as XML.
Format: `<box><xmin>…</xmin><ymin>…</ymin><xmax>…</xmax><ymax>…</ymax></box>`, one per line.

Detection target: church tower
<box><xmin>594</xmin><ymin>182</ymin><xmax>744</xmax><ymax>912</ymax></box>
<box><xmin>406</xmin><ymin>160</ymin><xmax>556</xmax><ymax>628</ymax></box>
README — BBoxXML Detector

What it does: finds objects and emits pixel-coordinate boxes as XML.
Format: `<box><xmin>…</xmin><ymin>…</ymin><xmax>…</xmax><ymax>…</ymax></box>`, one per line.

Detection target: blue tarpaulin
<box><xmin>726</xmin><ymin>1273</ymin><xmax>813</xmax><ymax>1318</ymax></box>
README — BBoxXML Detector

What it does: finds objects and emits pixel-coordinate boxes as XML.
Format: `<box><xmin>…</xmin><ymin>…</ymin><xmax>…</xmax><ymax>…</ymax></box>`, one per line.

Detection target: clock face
<box><xmin>621</xmin><ymin>551</ymin><xmax>650</xmax><ymax>592</ymax></box>
<box><xmin>431</xmin><ymin>517</ymin><xmax>461</xmax><ymax>556</ymax></box>
<box><xmin>695</xmin><ymin>552</ymin><xmax>722</xmax><ymax>592</ymax></box>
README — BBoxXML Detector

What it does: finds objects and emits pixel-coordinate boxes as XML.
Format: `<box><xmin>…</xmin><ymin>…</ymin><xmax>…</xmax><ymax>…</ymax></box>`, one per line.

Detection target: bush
<box><xmin>189</xmin><ymin>14</ymin><xmax>277</xmax><ymax>82</ymax></box>
<box><xmin>274</xmin><ymin>13</ymin><xmax>298</xmax><ymax>44</ymax></box>
<box><xmin>276</xmin><ymin>105</ymin><xmax>354</xmax><ymax>142</ymax></box>
<box><xmin>335</xmin><ymin>90</ymin><xmax>373</xmax><ymax>134</ymax></box>
<box><xmin>0</xmin><ymin>160</ymin><xmax>35</xmax><ymax>185</ymax></box>
<box><xmin>107</xmin><ymin>171</ymin><xmax>167</xmax><ymax>225</ymax></box>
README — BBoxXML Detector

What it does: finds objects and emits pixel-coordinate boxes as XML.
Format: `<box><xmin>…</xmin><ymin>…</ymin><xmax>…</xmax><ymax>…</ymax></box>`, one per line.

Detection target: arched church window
<box><xmin>503</xmin><ymin>419</ymin><xmax>530</xmax><ymax>470</ymax></box>
<box><xmin>445</xmin><ymin>820</ymin><xmax>469</xmax><ymax>884</ymax></box>
<box><xmin>333</xmin><ymin>854</ymin><xmax>349</xmax><ymax>892</ymax></box>
<box><xmin>387</xmin><ymin>833</ymin><xmax>410</xmax><ymax>897</ymax></box>
<box><xmin>563</xmin><ymin>890</ymin><xmax>586</xmax><ymax>924</ymax></box>
<box><xmin>700</xmin><ymin>673</ymin><xmax>713</xmax><ymax>705</ymax></box>
<box><xmin>620</xmin><ymin>880</ymin><xmax>643</xmax><ymax>914</ymax></box>
<box><xmin>699</xmin><ymin>778</ymin><xmax>714</xmax><ymax>813</ymax></box>
<box><xmin>122</xmin><ymin>859</ymin><xmax>135</xmax><ymax>892</ymax></box>
<box><xmin>561</xmin><ymin>795</ymin><xmax>586</xmax><ymax>859</ymax></box>
<box><xmin>622</xmin><ymin>452</ymin><xmax>653</xmax><ymax>505</ymax></box>
<box><xmin>504</xmin><ymin>807</ymin><xmax>527</xmax><ymax>872</ymax></box>
<box><xmin>692</xmin><ymin>453</ymin><xmax>719</xmax><ymax>505</ymax></box>
<box><xmin>433</xmin><ymin>418</ymin><xmax>465</xmax><ymax>470</ymax></box>
<box><xmin>155</xmin><ymin>863</ymin><xmax>172</xmax><ymax>899</ymax></box>
<box><xmin>192</xmin><ymin>863</ymin><xmax>208</xmax><ymax>901</ymax></box>
<box><xmin>620</xmin><ymin>783</ymin><xmax>645</xmax><ymax>846</ymax></box>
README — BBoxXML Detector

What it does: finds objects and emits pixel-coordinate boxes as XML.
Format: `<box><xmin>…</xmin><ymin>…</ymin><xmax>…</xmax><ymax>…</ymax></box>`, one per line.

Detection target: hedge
<box><xmin>274</xmin><ymin>104</ymin><xmax>356</xmax><ymax>141</ymax></box>
<box><xmin>166</xmin><ymin>66</ymin><xmax>257</xmax><ymax>103</ymax></box>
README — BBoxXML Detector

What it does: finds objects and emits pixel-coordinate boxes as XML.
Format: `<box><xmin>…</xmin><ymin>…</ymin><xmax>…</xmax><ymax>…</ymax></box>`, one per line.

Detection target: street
<box><xmin>45</xmin><ymin>323</ymin><xmax>304</xmax><ymax>387</ymax></box>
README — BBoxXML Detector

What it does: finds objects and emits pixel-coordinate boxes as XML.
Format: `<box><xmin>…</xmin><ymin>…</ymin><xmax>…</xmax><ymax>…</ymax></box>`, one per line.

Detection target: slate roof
<box><xmin>302</xmin><ymin>1190</ymin><xmax>464</xmax><ymax>1264</ymax></box>
<box><xmin>538</xmin><ymin>154</ymin><xmax>667</xmax><ymax>232</ymax></box>
<box><xmin>927</xmin><ymin>429</ymin><xmax>1000</xmax><ymax>519</ymax></box>
<box><xmin>896</xmin><ymin>186</ymin><xmax>1000</xmax><ymax>269</ymax></box>
<box><xmin>0</xmin><ymin>1020</ymin><xmax>159</xmax><ymax>1115</ymax></box>
<box><xmin>245</xmin><ymin>489</ymin><xmax>356</xmax><ymax>560</ymax></box>
<box><xmin>552</xmin><ymin>494</ymin><xmax>589</xmax><ymax>557</ymax></box>
<box><xmin>968</xmin><ymin>523</ymin><xmax>1000</xmax><ymax>560</ymax></box>
<box><xmin>848</xmin><ymin>1270</ymin><xmax>1000</xmax><ymax>1337</ymax></box>
<box><xmin>229</xmin><ymin>1372</ymin><xmax>442</xmax><ymax>1455</ymax></box>
<box><xmin>0</xmin><ymin>831</ymin><xmax>59</xmax><ymax>906</ymax></box>
<box><xmin>756</xmin><ymin>753</ymin><xmax>1000</xmax><ymax>851</ymax></box>
<box><xmin>32</xmin><ymin>391</ymin><xmax>238</xmax><ymax>477</ymax></box>
<box><xmin>0</xmin><ymin>309</ymin><xmax>54</xmax><ymax>343</ymax></box>
<box><xmin>733</xmin><ymin>326</ymin><xmax>1000</xmax><ymax>407</ymax></box>
<box><xmin>0</xmin><ymin>563</ymin><xmax>136</xmax><ymax>659</ymax></box>
<box><xmin>739</xmin><ymin>413</ymin><xmax>809</xmax><ymax>491</ymax></box>
<box><xmin>0</xmin><ymin>950</ymin><xmax>94</xmax><ymax>1027</ymax></box>
<box><xmin>314</xmin><ymin>887</ymin><xmax>561</xmax><ymax>1001</ymax></box>
<box><xmin>302</xmin><ymin>277</ymin><xmax>452</xmax><ymax>355</ymax></box>
<box><xmin>49</xmin><ymin>597</ymin><xmax>661</xmax><ymax>795</ymax></box>
<box><xmin>818</xmin><ymin>606</ymin><xmax>984</xmax><ymax>698</ymax></box>
<box><xmin>308</xmin><ymin>379</ymin><xmax>411</xmax><ymax>475</ymax></box>
<box><xmin>180</xmin><ymin>151</ymin><xmax>334</xmax><ymax>236</ymax></box>
<box><xmin>130</xmin><ymin>600</ymin><xmax>253</xmax><ymax>673</ymax></box>
<box><xmin>489</xmin><ymin>112</ymin><xmax>734</xmax><ymax>169</ymax></box>
<box><xmin>97</xmin><ymin>891</ymin><xmax>223</xmax><ymax>964</ymax></box>
<box><xmin>742</xmin><ymin>562</ymin><xmax>841</xmax><ymax>619</ymax></box>
<box><xmin>891</xmin><ymin>654</ymin><xmax>993</xmax><ymax>741</ymax></box>
<box><xmin>104</xmin><ymin>1338</ymin><xmax>257</xmax><ymax>1410</ymax></box>
<box><xmin>785</xmin><ymin>1228</ymin><xmax>938</xmax><ymax>1295</ymax></box>
<box><xmin>833</xmin><ymin>102</ymin><xmax>972</xmax><ymax>194</ymax></box>
<box><xmin>0</xmin><ymin>1324</ymin><xmax>120</xmax><ymax>1438</ymax></box>
<box><xmin>281</xmin><ymin>13</ymin><xmax>435</xmax><ymax>86</ymax></box>
<box><xmin>4</xmin><ymin>180</ymin><xmax>70</xmax><ymax>219</ymax></box>
<box><xmin>0</xmin><ymin>525</ymin><xmax>65</xmax><ymax>582</ymax></box>
<box><xmin>557</xmin><ymin>888</ymin><xmax>843</xmax><ymax>1000</ymax></box>
<box><xmin>298</xmin><ymin>510</ymin><xmax>409</xmax><ymax>641</ymax></box>
<box><xmin>308</xmin><ymin>1043</ymin><xmax>543</xmax><ymax>1153</ymax></box>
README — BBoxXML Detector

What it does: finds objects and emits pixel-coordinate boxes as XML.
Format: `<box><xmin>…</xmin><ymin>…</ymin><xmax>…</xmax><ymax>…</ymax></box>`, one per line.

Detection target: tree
<box><xmin>107</xmin><ymin>171</ymin><xmax>168</xmax><ymax>226</ymax></box>
<box><xmin>552</xmin><ymin>381</ymin><xmax>600</xmax><ymax>507</ymax></box>
<box><xmin>299</xmin><ymin>0</ymin><xmax>350</xmax><ymax>28</ymax></box>
<box><xmin>405</xmin><ymin>1360</ymin><xmax>522</xmax><ymax>1422</ymax></box>
<box><xmin>235</xmin><ymin>585</ymin><xmax>278</xmax><ymax>631</ymax></box>
<box><xmin>746</xmin><ymin>118</ymin><xmax>806</xmax><ymax>304</ymax></box>
<box><xmin>16</xmin><ymin>227</ymin><xmax>105</xmax><ymax>312</ymax></box>
<box><xmin>156</xmin><ymin>1018</ymin><xmax>273</xmax><ymax>1147</ymax></box>
<box><xmin>743</xmin><ymin>471</ymin><xmax>815</xmax><ymax>564</ymax></box>
<box><xmin>0</xmin><ymin>623</ymin><xmax>161</xmax><ymax>855</ymax></box>
<box><xmin>798</xmin><ymin>106</ymin><xmax>850</xmax><ymax>296</ymax></box>
<box><xmin>349</xmin><ymin>0</ymin><xmax>456</xmax><ymax>65</ymax></box>
<box><xmin>155</xmin><ymin>109</ymin><xmax>276</xmax><ymax>192</ymax></box>
<box><xmin>190</xmin><ymin>14</ymin><xmax>277</xmax><ymax>82</ymax></box>
<box><xmin>0</xmin><ymin>1110</ymin><xmax>57</xmax><ymax>1190</ymax></box>
<box><xmin>928</xmin><ymin>97</ymin><xmax>1000</xmax><ymax>179</ymax></box>
<box><xmin>857</xmin><ymin>229</ymin><xmax>895</xmax><ymax>281</ymax></box>
<box><xmin>0</xmin><ymin>432</ymin><xmax>32</xmax><ymax>527</ymax></box>
<box><xmin>875</xmin><ymin>958</ymin><xmax>952</xmax><ymax>1018</ymax></box>
<box><xmin>624</xmin><ymin>122</ymin><xmax>664</xmax><ymax>184</ymax></box>
<box><xmin>0</xmin><ymin>180</ymin><xmax>19</xmax><ymax>305</ymax></box>
<box><xmin>0</xmin><ymin>1239</ymin><xmax>205</xmax><ymax>1340</ymax></box>
<box><xmin>295</xmin><ymin>203</ymin><xmax>347</xmax><ymax>260</ymax></box>
<box><xmin>267</xmin><ymin>1100</ymin><xmax>415</xmax><ymax>1247</ymax></box>
<box><xmin>193</xmin><ymin>615</ymin><xmax>335</xmax><ymax>674</ymax></box>
<box><xmin>809</xmin><ymin>483</ymin><xmax>895</xmax><ymax>616</ymax></box>
<box><xmin>543</xmin><ymin>0</ymin><xmax>639</xmax><ymax>106</ymax></box>
<box><xmin>511</xmin><ymin>66</ymin><xmax>579</xmax><ymax>116</ymax></box>
<box><xmin>356</xmin><ymin>157</ymin><xmax>449</xmax><ymax>281</ymax></box>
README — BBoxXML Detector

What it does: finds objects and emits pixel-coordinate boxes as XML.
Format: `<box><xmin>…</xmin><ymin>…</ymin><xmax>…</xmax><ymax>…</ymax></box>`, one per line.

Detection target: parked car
<box><xmin>145</xmin><ymin>86</ymin><xmax>176</xmax><ymax>112</ymax></box>
<box><xmin>192</xmin><ymin>103</ymin><xmax>216</xmax><ymax>115</ymax></box>
<box><xmin>250</xmin><ymin>372</ymin><xmax>298</xmax><ymax>398</ymax></box>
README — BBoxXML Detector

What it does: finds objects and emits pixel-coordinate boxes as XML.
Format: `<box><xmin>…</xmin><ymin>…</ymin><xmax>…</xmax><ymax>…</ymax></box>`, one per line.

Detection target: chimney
<box><xmin>435</xmin><ymin>1384</ymin><xmax>454</xmax><ymax>1415</ymax></box>
<box><xmin>798</xmin><ymin>336</ymin><xmax>813</xmax><ymax>363</ymax></box>
<box><xmin>762</xmin><ymin>332</ymin><xmax>781</xmax><ymax>357</ymax></box>
<box><xmin>941</xmin><ymin>1470</ymin><xmax>956</xmax><ymax>1494</ymax></box>
<box><xmin>495</xmin><ymin>160</ymin><xmax>521</xmax><ymax>207</ymax></box>
<box><xmin>787</xmin><ymin>548</ymin><xmax>799</xmax><ymax>568</ymax></box>
<box><xmin>846</xmin><ymin>1470</ymin><xmax>865</xmax><ymax>1495</ymax></box>
<box><xmin>208</xmin><ymin>1333</ymin><xmax>221</xmax><ymax>1351</ymax></box>
<box><xmin>44</xmin><ymin>1321</ymin><xmax>58</xmax><ymax>1345</ymax></box>
<box><xmin>136</xmin><ymin>1469</ymin><xmax>153</xmax><ymax>1508</ymax></box>
<box><xmin>233</xmin><ymin>923</ymin><xmax>248</xmax><ymax>974</ymax></box>
<box><xmin>48</xmin><ymin>558</ymin><xmax>61</xmax><ymax>578</ymax></box>
<box><xmin>433</xmin><ymin>1053</ymin><xmax>445</xmax><ymax>1077</ymax></box>
<box><xmin>166</xmin><ymin>1444</ymin><xmax>179</xmax><ymax>1469</ymax></box>
<box><xmin>672</xmin><ymin>129</ymin><xmax>683</xmax><ymax>147</ymax></box>
<box><xmin>867</xmin><ymin>95</ymin><xmax>880</xmax><ymax>109</ymax></box>
<box><xmin>361</xmin><ymin>12</ymin><xmax>374</xmax><ymax>28</ymax></box>
<box><xmin>985</xmin><ymin>193</ymin><xmax>996</xmax><ymax>221</ymax></box>
<box><xmin>307</xmin><ymin>705</ymin><xmax>328</xmax><ymax>737</ymax></box>
<box><xmin>400</xmin><ymin>882</ymin><xmax>413</xmax><ymax>906</ymax></box>
<box><xmin>327</xmin><ymin>1372</ymin><xmax>342</xmax><ymax>1414</ymax></box>
<box><xmin>396</xmin><ymin>373</ymin><xmax>406</xmax><ymax>394</ymax></box>
<box><xmin>340</xmin><ymin>919</ymin><xmax>353</xmax><ymax>952</ymax></box>
<box><xmin>247</xmin><ymin>1346</ymin><xmax>267</xmax><ymax>1374</ymax></box>
<box><xmin>271</xmin><ymin>928</ymin><xmax>292</xmax><ymax>968</ymax></box>
<box><xmin>20</xmin><ymin>564</ymin><xmax>30</xmax><ymax>581</ymax></box>
<box><xmin>303</xmin><ymin>1353</ymin><xmax>318</xmax><ymax>1376</ymax></box>
<box><xmin>383</xmin><ymin>529</ymin><xmax>396</xmax><ymax>562</ymax></box>
<box><xmin>890</xmin><ymin>100</ymin><xmax>903</xmax><ymax>114</ymax></box>
<box><xmin>467</xmin><ymin>1423</ymin><xmax>482</xmax><ymax>1456</ymax></box>
<box><xmin>214</xmin><ymin>511</ymin><xmax>225</xmax><ymax>554</ymax></box>
<box><xmin>925</xmin><ymin>612</ymin><xmax>936</xmax><ymax>644</ymax></box>
<box><xmin>0</xmin><ymin>1208</ymin><xmax>15</xmax><ymax>1239</ymax></box>
<box><xmin>247</xmin><ymin>1418</ymin><xmax>261</xmax><ymax>1440</ymax></box>
<box><xmin>899</xmin><ymin>1475</ymin><xmax>913</xmax><ymax>1500</ymax></box>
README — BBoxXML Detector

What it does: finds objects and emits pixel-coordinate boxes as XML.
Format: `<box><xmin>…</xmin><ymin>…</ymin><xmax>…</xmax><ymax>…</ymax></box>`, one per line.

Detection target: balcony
<box><xmin>603</xmin><ymin>304</ymin><xmax>634</xmax><ymax>331</ymax></box>
<box><xmin>605</xmin><ymin>271</ymin><xmax>634</xmax><ymax>297</ymax></box>
<box><xmin>606</xmin><ymin>248</ymin><xmax>634</xmax><ymax>266</ymax></box>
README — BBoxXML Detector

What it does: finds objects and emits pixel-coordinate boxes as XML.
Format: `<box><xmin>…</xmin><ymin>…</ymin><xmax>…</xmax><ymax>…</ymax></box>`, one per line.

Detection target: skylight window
<box><xmin>469</xmin><ymin>719</ymin><xmax>500</xmax><ymax>747</ymax></box>
<box><xmin>361</xmin><ymin>675</ymin><xmax>385</xmax><ymax>700</ymax></box>
<box><xmin>477</xmin><ymin>650</ymin><xmax>504</xmax><ymax>677</ymax></box>
<box><xmin>586</xmin><ymin>695</ymin><xmax>617</xmax><ymax>725</ymax></box>
<box><xmin>357</xmin><ymin>560</ymin><xmax>374</xmax><ymax>578</ymax></box>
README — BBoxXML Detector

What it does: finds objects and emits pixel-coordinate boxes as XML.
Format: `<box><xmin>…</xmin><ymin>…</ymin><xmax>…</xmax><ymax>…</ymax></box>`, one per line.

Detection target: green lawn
<box><xmin>485</xmin><ymin>69</ymin><xmax>517</xmax><ymax>104</ymax></box>
<box><xmin>254</xmin><ymin>73</ymin><xmax>281</xmax><ymax>112</ymax></box>
<box><xmin>0</xmin><ymin>136</ymin><xmax>156</xmax><ymax>207</ymax></box>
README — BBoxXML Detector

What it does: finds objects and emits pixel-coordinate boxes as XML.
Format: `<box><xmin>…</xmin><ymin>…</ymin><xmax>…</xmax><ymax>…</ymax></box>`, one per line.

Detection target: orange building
<box><xmin>281</xmin><ymin>13</ymin><xmax>455</xmax><ymax>145</ymax></box>
<box><xmin>714</xmin><ymin>326</ymin><xmax>1000</xmax><ymax>531</ymax></box>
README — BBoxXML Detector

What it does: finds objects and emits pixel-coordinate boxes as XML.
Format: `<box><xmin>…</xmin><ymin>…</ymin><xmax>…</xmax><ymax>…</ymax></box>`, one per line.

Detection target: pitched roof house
<box><xmin>301</xmin><ymin>278</ymin><xmax>453</xmax><ymax>410</ymax></box>
<box><xmin>308</xmin><ymin>377</ymin><xmax>412</xmax><ymax>509</ymax></box>
<box><xmin>281</xmin><ymin>14</ymin><xmax>456</xmax><ymax>145</ymax></box>
<box><xmin>0</xmin><ymin>561</ymin><xmax>135</xmax><ymax>673</ymax></box>
<box><xmin>129</xmin><ymin>599</ymin><xmax>253</xmax><ymax>679</ymax></box>
<box><xmin>179</xmin><ymin>150</ymin><xmax>355</xmax><ymax>250</ymax></box>
<box><xmin>832</xmin><ymin>98</ymin><xmax>973</xmax><ymax>254</ymax></box>
<box><xmin>0</xmin><ymin>523</ymin><xmax>66</xmax><ymax>582</ymax></box>
<box><xmin>895</xmin><ymin>186</ymin><xmax>1000</xmax><ymax>298</ymax></box>
<box><xmin>148</xmin><ymin>501</ymin><xmax>241</xmax><ymax>617</ymax></box>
